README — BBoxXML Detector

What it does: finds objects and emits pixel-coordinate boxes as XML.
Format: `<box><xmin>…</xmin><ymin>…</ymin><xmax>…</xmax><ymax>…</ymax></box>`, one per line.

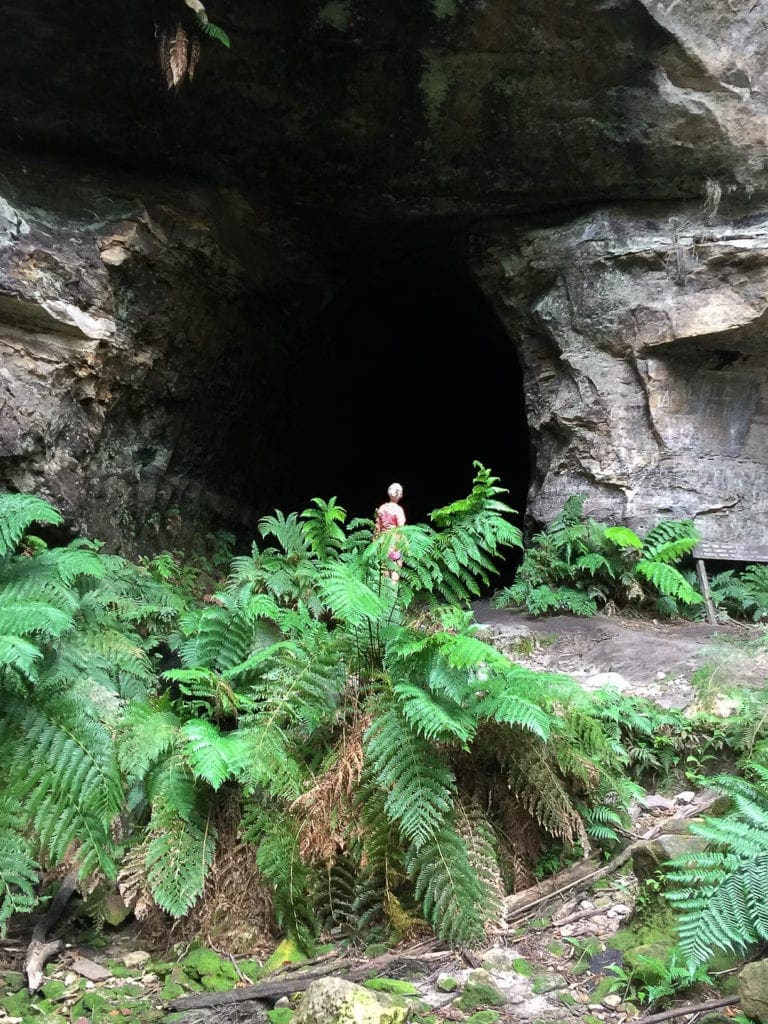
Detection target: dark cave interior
<box><xmin>218</xmin><ymin>255</ymin><xmax>531</xmax><ymax>576</ymax></box>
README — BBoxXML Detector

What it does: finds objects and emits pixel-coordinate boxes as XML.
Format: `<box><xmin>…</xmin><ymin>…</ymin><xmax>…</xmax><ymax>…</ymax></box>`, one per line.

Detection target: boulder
<box><xmin>632</xmin><ymin>833</ymin><xmax>709</xmax><ymax>883</ymax></box>
<box><xmin>738</xmin><ymin>959</ymin><xmax>768</xmax><ymax>1021</ymax></box>
<box><xmin>293</xmin><ymin>977</ymin><xmax>409</xmax><ymax>1024</ymax></box>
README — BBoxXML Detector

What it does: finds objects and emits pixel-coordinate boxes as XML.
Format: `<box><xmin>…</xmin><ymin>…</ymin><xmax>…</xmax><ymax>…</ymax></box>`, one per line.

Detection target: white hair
<box><xmin>387</xmin><ymin>482</ymin><xmax>403</xmax><ymax>500</ymax></box>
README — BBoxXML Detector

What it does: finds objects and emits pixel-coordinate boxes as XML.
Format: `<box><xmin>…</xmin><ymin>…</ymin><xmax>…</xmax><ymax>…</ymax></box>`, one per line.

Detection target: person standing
<box><xmin>374</xmin><ymin>482</ymin><xmax>406</xmax><ymax>581</ymax></box>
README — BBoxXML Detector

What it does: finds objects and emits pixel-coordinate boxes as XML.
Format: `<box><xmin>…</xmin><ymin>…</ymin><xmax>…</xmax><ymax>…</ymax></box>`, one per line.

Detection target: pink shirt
<box><xmin>375</xmin><ymin>501</ymin><xmax>406</xmax><ymax>562</ymax></box>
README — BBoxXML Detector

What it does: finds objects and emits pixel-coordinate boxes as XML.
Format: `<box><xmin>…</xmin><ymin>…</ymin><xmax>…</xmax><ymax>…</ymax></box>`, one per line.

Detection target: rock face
<box><xmin>0</xmin><ymin>163</ymin><xmax>325</xmax><ymax>548</ymax></box>
<box><xmin>0</xmin><ymin>0</ymin><xmax>767</xmax><ymax>543</ymax></box>
<box><xmin>475</xmin><ymin>209</ymin><xmax>768</xmax><ymax>538</ymax></box>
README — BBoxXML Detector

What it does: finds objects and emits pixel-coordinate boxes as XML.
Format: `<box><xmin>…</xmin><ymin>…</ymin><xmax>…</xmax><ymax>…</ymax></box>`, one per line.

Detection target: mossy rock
<box><xmin>1</xmin><ymin>971</ymin><xmax>25</xmax><ymax>993</ymax></box>
<box><xmin>161</xmin><ymin>979</ymin><xmax>186</xmax><ymax>1000</ymax></box>
<box><xmin>201</xmin><ymin>973</ymin><xmax>235</xmax><ymax>991</ymax></box>
<box><xmin>364</xmin><ymin>978</ymin><xmax>419</xmax><ymax>996</ymax></box>
<box><xmin>436</xmin><ymin>976</ymin><xmax>458</xmax><ymax>993</ymax></box>
<box><xmin>532</xmin><ymin>973</ymin><xmax>567</xmax><ymax>995</ymax></box>
<box><xmin>466</xmin><ymin>1013</ymin><xmax>501</xmax><ymax>1024</ymax></box>
<box><xmin>106</xmin><ymin>960</ymin><xmax>133</xmax><ymax>978</ymax></box>
<box><xmin>457</xmin><ymin>971</ymin><xmax>505</xmax><ymax>1012</ymax></box>
<box><xmin>182</xmin><ymin>947</ymin><xmax>238</xmax><ymax>982</ymax></box>
<box><xmin>548</xmin><ymin>940</ymin><xmax>566</xmax><ymax>957</ymax></box>
<box><xmin>265</xmin><ymin>937</ymin><xmax>310</xmax><ymax>973</ymax></box>
<box><xmin>102</xmin><ymin>891</ymin><xmax>132</xmax><ymax>927</ymax></box>
<box><xmin>293</xmin><ymin>977</ymin><xmax>408</xmax><ymax>1024</ymax></box>
<box><xmin>557</xmin><ymin>991</ymin><xmax>577</xmax><ymax>1007</ymax></box>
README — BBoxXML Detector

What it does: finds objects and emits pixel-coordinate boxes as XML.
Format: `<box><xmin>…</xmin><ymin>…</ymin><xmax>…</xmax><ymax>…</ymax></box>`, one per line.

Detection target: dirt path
<box><xmin>473</xmin><ymin>602</ymin><xmax>767</xmax><ymax>709</ymax></box>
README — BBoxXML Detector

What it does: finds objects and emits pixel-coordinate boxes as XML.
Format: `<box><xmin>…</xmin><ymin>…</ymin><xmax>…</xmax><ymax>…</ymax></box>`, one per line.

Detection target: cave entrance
<box><xmin>274</xmin><ymin>254</ymin><xmax>530</xmax><ymax>580</ymax></box>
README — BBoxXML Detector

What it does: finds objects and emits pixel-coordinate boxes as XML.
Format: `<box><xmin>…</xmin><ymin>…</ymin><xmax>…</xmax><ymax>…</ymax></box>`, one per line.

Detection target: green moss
<box><xmin>106</xmin><ymin>960</ymin><xmax>133</xmax><ymax>978</ymax></box>
<box><xmin>419</xmin><ymin>54</ymin><xmax>450</xmax><ymax>125</ymax></box>
<box><xmin>1</xmin><ymin>971</ymin><xmax>25</xmax><ymax>993</ymax></box>
<box><xmin>436</xmin><ymin>976</ymin><xmax>458</xmax><ymax>992</ymax></box>
<box><xmin>512</xmin><ymin>958</ymin><xmax>534</xmax><ymax>976</ymax></box>
<box><xmin>466</xmin><ymin>1013</ymin><xmax>501</xmax><ymax>1024</ymax></box>
<box><xmin>547</xmin><ymin>940</ymin><xmax>566</xmax><ymax>957</ymax></box>
<box><xmin>182</xmin><ymin>947</ymin><xmax>238</xmax><ymax>981</ymax></box>
<box><xmin>363</xmin><ymin>978</ymin><xmax>419</xmax><ymax>995</ymax></box>
<box><xmin>457</xmin><ymin>980</ymin><xmax>505</xmax><ymax>1012</ymax></box>
<box><xmin>201</xmin><ymin>974</ymin><xmax>235</xmax><ymax>991</ymax></box>
<box><xmin>238</xmin><ymin>959</ymin><xmax>264</xmax><ymax>982</ymax></box>
<box><xmin>0</xmin><ymin>990</ymin><xmax>31</xmax><ymax>1017</ymax></box>
<box><xmin>432</xmin><ymin>0</ymin><xmax>459</xmax><ymax>18</ymax></box>
<box><xmin>364</xmin><ymin>943</ymin><xmax>390</xmax><ymax>958</ymax></box>
<box><xmin>161</xmin><ymin>980</ymin><xmax>186</xmax><ymax>1000</ymax></box>
<box><xmin>558</xmin><ymin>991</ymin><xmax>577</xmax><ymax>1007</ymax></box>
<box><xmin>41</xmin><ymin>979</ymin><xmax>66</xmax><ymax>1000</ymax></box>
<box><xmin>267</xmin><ymin>1008</ymin><xmax>295</xmax><ymax>1024</ymax></box>
<box><xmin>317</xmin><ymin>1</ymin><xmax>351</xmax><ymax>30</ymax></box>
<box><xmin>264</xmin><ymin>937</ymin><xmax>309</xmax><ymax>973</ymax></box>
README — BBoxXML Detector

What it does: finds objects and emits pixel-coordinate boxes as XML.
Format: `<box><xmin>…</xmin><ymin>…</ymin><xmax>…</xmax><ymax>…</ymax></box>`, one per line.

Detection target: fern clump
<box><xmin>0</xmin><ymin>470</ymin><xmax>647</xmax><ymax>949</ymax></box>
<box><xmin>494</xmin><ymin>495</ymin><xmax>702</xmax><ymax>618</ymax></box>
<box><xmin>0</xmin><ymin>494</ymin><xmax>187</xmax><ymax>931</ymax></box>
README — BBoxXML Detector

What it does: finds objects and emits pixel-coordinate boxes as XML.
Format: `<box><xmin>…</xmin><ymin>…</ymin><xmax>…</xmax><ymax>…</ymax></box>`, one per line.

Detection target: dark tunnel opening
<box><xmin>230</xmin><ymin>255</ymin><xmax>532</xmax><ymax>583</ymax></box>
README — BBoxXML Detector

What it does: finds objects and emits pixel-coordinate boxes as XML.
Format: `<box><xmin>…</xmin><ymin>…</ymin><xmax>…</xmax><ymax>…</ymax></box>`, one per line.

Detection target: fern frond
<box><xmin>145</xmin><ymin>807</ymin><xmax>217</xmax><ymax>917</ymax></box>
<box><xmin>636</xmin><ymin>561</ymin><xmax>702</xmax><ymax>605</ymax></box>
<box><xmin>406</xmin><ymin>817</ymin><xmax>495</xmax><ymax>946</ymax></box>
<box><xmin>0</xmin><ymin>797</ymin><xmax>39</xmax><ymax>935</ymax></box>
<box><xmin>604</xmin><ymin>526</ymin><xmax>643</xmax><ymax>549</ymax></box>
<box><xmin>365</xmin><ymin>708</ymin><xmax>455</xmax><ymax>848</ymax></box>
<box><xmin>0</xmin><ymin>494</ymin><xmax>62</xmax><ymax>558</ymax></box>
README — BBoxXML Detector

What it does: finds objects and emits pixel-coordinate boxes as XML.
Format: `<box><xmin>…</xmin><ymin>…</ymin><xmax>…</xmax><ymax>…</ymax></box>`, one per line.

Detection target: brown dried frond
<box><xmin>188</xmin><ymin>37</ymin><xmax>201</xmax><ymax>81</ymax></box>
<box><xmin>492</xmin><ymin>787</ymin><xmax>541</xmax><ymax>892</ymax></box>
<box><xmin>292</xmin><ymin>715</ymin><xmax>370</xmax><ymax>865</ymax></box>
<box><xmin>117</xmin><ymin>842</ymin><xmax>156</xmax><ymax>922</ymax></box>
<box><xmin>178</xmin><ymin>794</ymin><xmax>274</xmax><ymax>954</ymax></box>
<box><xmin>158</xmin><ymin>22</ymin><xmax>201</xmax><ymax>90</ymax></box>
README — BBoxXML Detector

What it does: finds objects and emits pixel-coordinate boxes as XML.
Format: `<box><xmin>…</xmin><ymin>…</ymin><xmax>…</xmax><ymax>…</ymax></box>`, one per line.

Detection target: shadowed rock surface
<box><xmin>0</xmin><ymin>0</ymin><xmax>766</xmax><ymax>543</ymax></box>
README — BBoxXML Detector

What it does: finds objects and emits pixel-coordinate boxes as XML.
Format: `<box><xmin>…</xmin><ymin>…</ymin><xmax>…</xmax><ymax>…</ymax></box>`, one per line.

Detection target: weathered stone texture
<box><xmin>0</xmin><ymin>0</ymin><xmax>767</xmax><ymax>542</ymax></box>
<box><xmin>475</xmin><ymin>210</ymin><xmax>768</xmax><ymax>539</ymax></box>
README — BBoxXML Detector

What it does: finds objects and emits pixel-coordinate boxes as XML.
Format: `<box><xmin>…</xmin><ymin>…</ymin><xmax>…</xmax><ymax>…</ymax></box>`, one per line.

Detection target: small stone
<box><xmin>640</xmin><ymin>794</ymin><xmax>675</xmax><ymax>811</ymax></box>
<box><xmin>70</xmin><ymin>957</ymin><xmax>112</xmax><ymax>982</ymax></box>
<box><xmin>121</xmin><ymin>950</ymin><xmax>151</xmax><ymax>969</ymax></box>
<box><xmin>612</xmin><ymin>904</ymin><xmax>631</xmax><ymax>916</ymax></box>
<box><xmin>675</xmin><ymin>791</ymin><xmax>696</xmax><ymax>804</ymax></box>
<box><xmin>655</xmin><ymin>671</ymin><xmax>665</xmax><ymax>681</ymax></box>
<box><xmin>580</xmin><ymin>900</ymin><xmax>595</xmax><ymax>910</ymax></box>
<box><xmin>141</xmin><ymin>972</ymin><xmax>159</xmax><ymax>985</ymax></box>
<box><xmin>532</xmin><ymin>972</ymin><xmax>568</xmax><ymax>994</ymax></box>
<box><xmin>275</xmin><ymin>996</ymin><xmax>291</xmax><ymax>1008</ymax></box>
<box><xmin>602</xmin><ymin>994</ymin><xmax>622</xmax><ymax>1008</ymax></box>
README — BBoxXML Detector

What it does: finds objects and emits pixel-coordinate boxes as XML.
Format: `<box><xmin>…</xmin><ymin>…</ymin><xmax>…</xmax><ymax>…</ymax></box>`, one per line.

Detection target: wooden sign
<box><xmin>693</xmin><ymin>543</ymin><xmax>768</xmax><ymax>563</ymax></box>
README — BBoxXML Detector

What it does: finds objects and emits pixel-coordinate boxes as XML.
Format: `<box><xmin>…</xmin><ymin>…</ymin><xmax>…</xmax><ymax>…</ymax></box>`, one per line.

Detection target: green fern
<box><xmin>406</xmin><ymin>818</ymin><xmax>496</xmax><ymax>946</ymax></box>
<box><xmin>667</xmin><ymin>768</ymin><xmax>768</xmax><ymax>968</ymax></box>
<box><xmin>0</xmin><ymin>494</ymin><xmax>62</xmax><ymax>558</ymax></box>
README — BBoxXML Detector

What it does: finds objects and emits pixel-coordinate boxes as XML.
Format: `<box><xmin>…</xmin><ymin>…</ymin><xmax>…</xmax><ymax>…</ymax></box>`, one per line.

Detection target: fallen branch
<box><xmin>169</xmin><ymin>944</ymin><xmax>449</xmax><ymax>1013</ymax></box>
<box><xmin>635</xmin><ymin>995</ymin><xmax>739</xmax><ymax>1023</ymax></box>
<box><xmin>504</xmin><ymin>794</ymin><xmax>718</xmax><ymax>927</ymax></box>
<box><xmin>25</xmin><ymin>869</ymin><xmax>79</xmax><ymax>992</ymax></box>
